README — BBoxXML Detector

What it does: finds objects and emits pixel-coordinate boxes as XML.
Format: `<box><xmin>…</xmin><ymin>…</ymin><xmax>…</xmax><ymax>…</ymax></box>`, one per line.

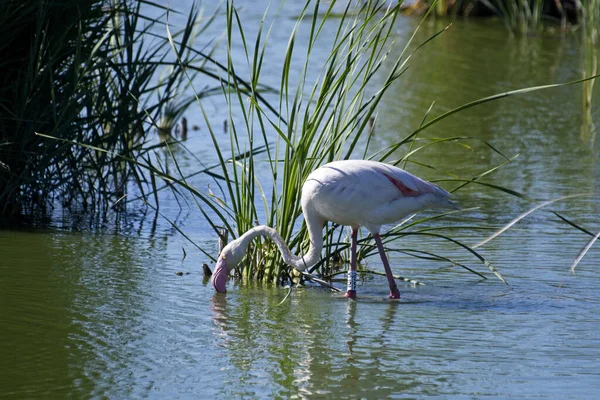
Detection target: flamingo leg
<box><xmin>345</xmin><ymin>228</ymin><xmax>358</xmax><ymax>299</ymax></box>
<box><xmin>373</xmin><ymin>233</ymin><xmax>400</xmax><ymax>299</ymax></box>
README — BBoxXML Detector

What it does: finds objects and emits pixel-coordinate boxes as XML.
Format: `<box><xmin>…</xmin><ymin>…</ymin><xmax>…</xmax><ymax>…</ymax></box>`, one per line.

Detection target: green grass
<box><xmin>0</xmin><ymin>0</ymin><xmax>222</xmax><ymax>216</ymax></box>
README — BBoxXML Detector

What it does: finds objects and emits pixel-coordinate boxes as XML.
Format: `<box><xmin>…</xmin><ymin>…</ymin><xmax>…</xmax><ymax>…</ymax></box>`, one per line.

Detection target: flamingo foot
<box><xmin>389</xmin><ymin>287</ymin><xmax>401</xmax><ymax>299</ymax></box>
<box><xmin>345</xmin><ymin>290</ymin><xmax>357</xmax><ymax>299</ymax></box>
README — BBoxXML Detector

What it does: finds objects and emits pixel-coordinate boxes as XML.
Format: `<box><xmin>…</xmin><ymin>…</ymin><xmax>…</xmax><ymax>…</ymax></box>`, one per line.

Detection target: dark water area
<box><xmin>1</xmin><ymin>2</ymin><xmax>599</xmax><ymax>398</ymax></box>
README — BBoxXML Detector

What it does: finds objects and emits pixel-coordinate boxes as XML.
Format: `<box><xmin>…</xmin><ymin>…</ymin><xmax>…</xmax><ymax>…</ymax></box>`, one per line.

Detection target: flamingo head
<box><xmin>211</xmin><ymin>256</ymin><xmax>229</xmax><ymax>293</ymax></box>
<box><xmin>211</xmin><ymin>239</ymin><xmax>246</xmax><ymax>293</ymax></box>
<box><xmin>420</xmin><ymin>193</ymin><xmax>459</xmax><ymax>210</ymax></box>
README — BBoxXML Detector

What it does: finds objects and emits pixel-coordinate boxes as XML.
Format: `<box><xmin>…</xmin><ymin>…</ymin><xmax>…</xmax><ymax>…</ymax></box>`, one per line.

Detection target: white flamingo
<box><xmin>211</xmin><ymin>159</ymin><xmax>457</xmax><ymax>299</ymax></box>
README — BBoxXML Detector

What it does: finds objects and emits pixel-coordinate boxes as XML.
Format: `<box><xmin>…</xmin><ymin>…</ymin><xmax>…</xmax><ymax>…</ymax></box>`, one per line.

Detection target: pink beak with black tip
<box><xmin>211</xmin><ymin>257</ymin><xmax>229</xmax><ymax>293</ymax></box>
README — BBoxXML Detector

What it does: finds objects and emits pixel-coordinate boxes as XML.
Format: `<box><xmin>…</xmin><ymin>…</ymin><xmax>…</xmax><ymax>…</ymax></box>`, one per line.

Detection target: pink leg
<box><xmin>345</xmin><ymin>228</ymin><xmax>358</xmax><ymax>299</ymax></box>
<box><xmin>373</xmin><ymin>233</ymin><xmax>400</xmax><ymax>299</ymax></box>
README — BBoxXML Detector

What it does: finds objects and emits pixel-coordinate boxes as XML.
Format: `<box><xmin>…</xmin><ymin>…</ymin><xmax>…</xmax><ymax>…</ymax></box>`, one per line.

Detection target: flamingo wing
<box><xmin>302</xmin><ymin>160</ymin><xmax>454</xmax><ymax>231</ymax></box>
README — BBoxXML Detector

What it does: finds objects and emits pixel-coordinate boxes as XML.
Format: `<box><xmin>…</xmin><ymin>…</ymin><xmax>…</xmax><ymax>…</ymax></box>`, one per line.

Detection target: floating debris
<box><xmin>181</xmin><ymin>117</ymin><xmax>188</xmax><ymax>141</ymax></box>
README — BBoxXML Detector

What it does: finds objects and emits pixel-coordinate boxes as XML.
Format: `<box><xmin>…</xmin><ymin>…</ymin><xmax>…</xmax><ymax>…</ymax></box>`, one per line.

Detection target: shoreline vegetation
<box><xmin>408</xmin><ymin>0</ymin><xmax>599</xmax><ymax>34</ymax></box>
<box><xmin>1</xmin><ymin>0</ymin><xmax>598</xmax><ymax>285</ymax></box>
<box><xmin>0</xmin><ymin>0</ymin><xmax>224</xmax><ymax>219</ymax></box>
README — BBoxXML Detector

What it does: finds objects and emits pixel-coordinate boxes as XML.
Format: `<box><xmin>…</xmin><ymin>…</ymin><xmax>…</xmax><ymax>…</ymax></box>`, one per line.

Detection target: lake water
<box><xmin>1</xmin><ymin>2</ymin><xmax>599</xmax><ymax>399</ymax></box>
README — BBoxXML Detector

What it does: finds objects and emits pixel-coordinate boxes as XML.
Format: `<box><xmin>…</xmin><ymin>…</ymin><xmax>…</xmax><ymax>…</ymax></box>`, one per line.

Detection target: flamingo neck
<box><xmin>294</xmin><ymin>206</ymin><xmax>324</xmax><ymax>270</ymax></box>
<box><xmin>234</xmin><ymin>211</ymin><xmax>323</xmax><ymax>271</ymax></box>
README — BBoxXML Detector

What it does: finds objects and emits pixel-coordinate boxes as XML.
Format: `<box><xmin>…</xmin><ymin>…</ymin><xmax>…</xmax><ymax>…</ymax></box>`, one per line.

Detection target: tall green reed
<box><xmin>449</xmin><ymin>0</ymin><xmax>545</xmax><ymax>33</ymax></box>
<box><xmin>0</xmin><ymin>0</ymin><xmax>217</xmax><ymax>217</ymax></box>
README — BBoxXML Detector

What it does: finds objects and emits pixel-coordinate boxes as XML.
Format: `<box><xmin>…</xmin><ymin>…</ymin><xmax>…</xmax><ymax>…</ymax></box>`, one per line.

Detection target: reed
<box><xmin>494</xmin><ymin>0</ymin><xmax>544</xmax><ymax>32</ymax></box>
<box><xmin>0</xmin><ymin>0</ymin><xmax>218</xmax><ymax>217</ymax></box>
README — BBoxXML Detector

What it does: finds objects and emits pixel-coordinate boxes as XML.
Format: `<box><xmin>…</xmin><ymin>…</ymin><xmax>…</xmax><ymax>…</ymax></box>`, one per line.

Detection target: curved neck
<box><xmin>236</xmin><ymin>212</ymin><xmax>324</xmax><ymax>271</ymax></box>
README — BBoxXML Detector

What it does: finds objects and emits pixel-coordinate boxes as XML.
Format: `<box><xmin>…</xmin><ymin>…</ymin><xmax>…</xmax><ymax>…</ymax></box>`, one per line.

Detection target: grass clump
<box><xmin>0</xmin><ymin>0</ymin><xmax>218</xmax><ymax>218</ymax></box>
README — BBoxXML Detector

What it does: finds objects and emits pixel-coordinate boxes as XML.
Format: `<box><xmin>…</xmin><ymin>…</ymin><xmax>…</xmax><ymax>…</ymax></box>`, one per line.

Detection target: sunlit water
<box><xmin>1</xmin><ymin>2</ymin><xmax>599</xmax><ymax>398</ymax></box>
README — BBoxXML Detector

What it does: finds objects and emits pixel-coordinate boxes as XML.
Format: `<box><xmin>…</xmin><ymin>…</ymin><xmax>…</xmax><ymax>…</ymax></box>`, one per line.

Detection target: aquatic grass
<box><xmin>0</xmin><ymin>1</ymin><xmax>224</xmax><ymax>217</ymax></box>
<box><xmin>34</xmin><ymin>131</ymin><xmax>234</xmax><ymax>261</ymax></box>
<box><xmin>355</xmin><ymin>203</ymin><xmax>508</xmax><ymax>283</ymax></box>
<box><xmin>493</xmin><ymin>0</ymin><xmax>545</xmax><ymax>33</ymax></box>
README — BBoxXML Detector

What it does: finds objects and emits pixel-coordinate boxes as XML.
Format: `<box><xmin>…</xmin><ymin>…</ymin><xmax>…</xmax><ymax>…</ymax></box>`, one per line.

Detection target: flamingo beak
<box><xmin>211</xmin><ymin>257</ymin><xmax>229</xmax><ymax>293</ymax></box>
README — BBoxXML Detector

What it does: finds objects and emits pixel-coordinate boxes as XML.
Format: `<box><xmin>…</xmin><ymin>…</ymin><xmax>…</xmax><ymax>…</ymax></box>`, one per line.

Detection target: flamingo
<box><xmin>211</xmin><ymin>159</ymin><xmax>457</xmax><ymax>299</ymax></box>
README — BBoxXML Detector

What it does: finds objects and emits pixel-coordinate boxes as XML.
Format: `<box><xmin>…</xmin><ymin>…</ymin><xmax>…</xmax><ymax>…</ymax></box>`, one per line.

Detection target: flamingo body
<box><xmin>302</xmin><ymin>160</ymin><xmax>454</xmax><ymax>233</ymax></box>
<box><xmin>211</xmin><ymin>160</ymin><xmax>457</xmax><ymax>298</ymax></box>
